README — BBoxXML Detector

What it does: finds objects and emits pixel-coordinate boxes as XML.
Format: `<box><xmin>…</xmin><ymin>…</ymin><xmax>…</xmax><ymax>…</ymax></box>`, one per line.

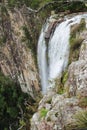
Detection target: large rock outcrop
<box><xmin>0</xmin><ymin>6</ymin><xmax>40</xmax><ymax>97</ymax></box>
<box><xmin>66</xmin><ymin>30</ymin><xmax>87</xmax><ymax>98</ymax></box>
<box><xmin>31</xmin><ymin>14</ymin><xmax>87</xmax><ymax>129</ymax></box>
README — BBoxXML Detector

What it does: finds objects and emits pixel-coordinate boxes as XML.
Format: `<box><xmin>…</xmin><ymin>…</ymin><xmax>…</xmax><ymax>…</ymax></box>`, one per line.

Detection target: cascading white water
<box><xmin>38</xmin><ymin>14</ymin><xmax>87</xmax><ymax>94</ymax></box>
<box><xmin>37</xmin><ymin>23</ymin><xmax>49</xmax><ymax>93</ymax></box>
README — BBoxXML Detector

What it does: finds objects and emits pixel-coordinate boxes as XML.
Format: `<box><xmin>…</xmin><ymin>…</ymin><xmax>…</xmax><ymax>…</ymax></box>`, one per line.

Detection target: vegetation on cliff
<box><xmin>69</xmin><ymin>18</ymin><xmax>86</xmax><ymax>63</ymax></box>
<box><xmin>0</xmin><ymin>0</ymin><xmax>87</xmax><ymax>130</ymax></box>
<box><xmin>0</xmin><ymin>73</ymin><xmax>41</xmax><ymax>130</ymax></box>
<box><xmin>2</xmin><ymin>0</ymin><xmax>87</xmax><ymax>13</ymax></box>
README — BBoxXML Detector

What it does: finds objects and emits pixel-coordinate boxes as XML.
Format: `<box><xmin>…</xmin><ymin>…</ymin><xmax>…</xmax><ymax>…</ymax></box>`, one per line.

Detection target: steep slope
<box><xmin>0</xmin><ymin>6</ymin><xmax>40</xmax><ymax>97</ymax></box>
<box><xmin>31</xmin><ymin>13</ymin><xmax>87</xmax><ymax>130</ymax></box>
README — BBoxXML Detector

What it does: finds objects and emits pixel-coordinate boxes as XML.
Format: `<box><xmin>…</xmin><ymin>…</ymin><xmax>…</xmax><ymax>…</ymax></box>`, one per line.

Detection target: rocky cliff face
<box><xmin>0</xmin><ymin>6</ymin><xmax>40</xmax><ymax>97</ymax></box>
<box><xmin>31</xmin><ymin>14</ymin><xmax>87</xmax><ymax>130</ymax></box>
<box><xmin>0</xmin><ymin>4</ymin><xmax>87</xmax><ymax>129</ymax></box>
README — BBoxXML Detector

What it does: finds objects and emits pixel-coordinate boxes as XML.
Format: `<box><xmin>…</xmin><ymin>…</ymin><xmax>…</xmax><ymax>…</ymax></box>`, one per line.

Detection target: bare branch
<box><xmin>36</xmin><ymin>1</ymin><xmax>68</xmax><ymax>13</ymax></box>
<box><xmin>26</xmin><ymin>0</ymin><xmax>85</xmax><ymax>14</ymax></box>
<box><xmin>27</xmin><ymin>1</ymin><xmax>69</xmax><ymax>14</ymax></box>
<box><xmin>17</xmin><ymin>125</ymin><xmax>24</xmax><ymax>130</ymax></box>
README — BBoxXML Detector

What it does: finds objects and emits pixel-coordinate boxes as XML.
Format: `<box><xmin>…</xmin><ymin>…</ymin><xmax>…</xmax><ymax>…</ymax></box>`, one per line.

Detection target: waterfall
<box><xmin>37</xmin><ymin>22</ymin><xmax>49</xmax><ymax>93</ymax></box>
<box><xmin>38</xmin><ymin>14</ymin><xmax>87</xmax><ymax>94</ymax></box>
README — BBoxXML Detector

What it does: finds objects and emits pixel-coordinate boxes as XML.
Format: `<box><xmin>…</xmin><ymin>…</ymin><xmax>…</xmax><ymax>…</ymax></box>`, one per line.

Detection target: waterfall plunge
<box><xmin>38</xmin><ymin>14</ymin><xmax>87</xmax><ymax>94</ymax></box>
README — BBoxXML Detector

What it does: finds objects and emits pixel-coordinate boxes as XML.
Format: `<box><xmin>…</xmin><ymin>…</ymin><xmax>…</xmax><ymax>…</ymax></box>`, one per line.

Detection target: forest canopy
<box><xmin>2</xmin><ymin>0</ymin><xmax>86</xmax><ymax>13</ymax></box>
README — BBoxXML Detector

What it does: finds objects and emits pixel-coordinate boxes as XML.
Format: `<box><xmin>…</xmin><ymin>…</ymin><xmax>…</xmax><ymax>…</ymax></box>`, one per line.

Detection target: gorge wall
<box><xmin>0</xmin><ymin>1</ymin><xmax>87</xmax><ymax>130</ymax></box>
<box><xmin>31</xmin><ymin>13</ymin><xmax>87</xmax><ymax>130</ymax></box>
<box><xmin>0</xmin><ymin>5</ymin><xmax>40</xmax><ymax>97</ymax></box>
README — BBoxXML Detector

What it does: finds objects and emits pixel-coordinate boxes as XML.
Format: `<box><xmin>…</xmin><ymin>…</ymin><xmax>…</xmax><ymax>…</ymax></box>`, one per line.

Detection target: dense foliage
<box><xmin>75</xmin><ymin>110</ymin><xmax>87</xmax><ymax>129</ymax></box>
<box><xmin>0</xmin><ymin>73</ymin><xmax>32</xmax><ymax>130</ymax></box>
<box><xmin>7</xmin><ymin>0</ymin><xmax>54</xmax><ymax>8</ymax></box>
<box><xmin>6</xmin><ymin>0</ymin><xmax>87</xmax><ymax>13</ymax></box>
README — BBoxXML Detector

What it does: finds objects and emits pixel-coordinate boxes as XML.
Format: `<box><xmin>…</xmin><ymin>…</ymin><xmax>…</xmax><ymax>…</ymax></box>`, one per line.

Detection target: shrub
<box><xmin>40</xmin><ymin>108</ymin><xmax>48</xmax><ymax>118</ymax></box>
<box><xmin>46</xmin><ymin>98</ymin><xmax>52</xmax><ymax>104</ymax></box>
<box><xmin>62</xmin><ymin>71</ymin><xmax>68</xmax><ymax>85</ymax></box>
<box><xmin>70</xmin><ymin>37</ymin><xmax>84</xmax><ymax>51</ymax></box>
<box><xmin>67</xmin><ymin>1</ymin><xmax>87</xmax><ymax>13</ymax></box>
<box><xmin>75</xmin><ymin>110</ymin><xmax>87</xmax><ymax>129</ymax></box>
<box><xmin>69</xmin><ymin>18</ymin><xmax>86</xmax><ymax>64</ymax></box>
<box><xmin>0</xmin><ymin>72</ymin><xmax>29</xmax><ymax>130</ymax></box>
<box><xmin>57</xmin><ymin>86</ymin><xmax>64</xmax><ymax>95</ymax></box>
<box><xmin>79</xmin><ymin>97</ymin><xmax>87</xmax><ymax>108</ymax></box>
<box><xmin>70</xmin><ymin>18</ymin><xmax>86</xmax><ymax>38</ymax></box>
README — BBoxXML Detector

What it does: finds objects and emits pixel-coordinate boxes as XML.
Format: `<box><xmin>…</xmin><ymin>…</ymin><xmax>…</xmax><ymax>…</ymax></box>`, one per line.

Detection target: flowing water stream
<box><xmin>38</xmin><ymin>14</ymin><xmax>87</xmax><ymax>94</ymax></box>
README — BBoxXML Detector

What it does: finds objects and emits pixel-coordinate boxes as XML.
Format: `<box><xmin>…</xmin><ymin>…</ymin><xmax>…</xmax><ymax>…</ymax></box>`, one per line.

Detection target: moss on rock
<box><xmin>40</xmin><ymin>108</ymin><xmax>48</xmax><ymax>119</ymax></box>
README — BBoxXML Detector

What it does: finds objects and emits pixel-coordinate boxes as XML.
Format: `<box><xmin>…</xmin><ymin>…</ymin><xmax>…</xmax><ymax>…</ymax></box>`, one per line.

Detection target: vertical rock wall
<box><xmin>0</xmin><ymin>6</ymin><xmax>40</xmax><ymax>97</ymax></box>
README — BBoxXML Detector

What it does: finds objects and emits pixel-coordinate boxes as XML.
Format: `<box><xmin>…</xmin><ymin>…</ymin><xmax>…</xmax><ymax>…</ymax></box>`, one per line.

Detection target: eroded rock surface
<box><xmin>67</xmin><ymin>38</ymin><xmax>87</xmax><ymax>98</ymax></box>
<box><xmin>31</xmin><ymin>15</ymin><xmax>87</xmax><ymax>129</ymax></box>
<box><xmin>0</xmin><ymin>6</ymin><xmax>40</xmax><ymax>97</ymax></box>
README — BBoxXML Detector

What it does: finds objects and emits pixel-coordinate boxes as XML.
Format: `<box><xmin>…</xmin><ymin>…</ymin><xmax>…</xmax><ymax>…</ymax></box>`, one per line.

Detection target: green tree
<box><xmin>0</xmin><ymin>73</ymin><xmax>29</xmax><ymax>130</ymax></box>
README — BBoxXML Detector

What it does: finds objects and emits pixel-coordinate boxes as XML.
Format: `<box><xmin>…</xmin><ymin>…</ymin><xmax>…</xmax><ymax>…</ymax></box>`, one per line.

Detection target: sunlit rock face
<box><xmin>0</xmin><ymin>7</ymin><xmax>40</xmax><ymax>97</ymax></box>
<box><xmin>66</xmin><ymin>41</ymin><xmax>87</xmax><ymax>98</ymax></box>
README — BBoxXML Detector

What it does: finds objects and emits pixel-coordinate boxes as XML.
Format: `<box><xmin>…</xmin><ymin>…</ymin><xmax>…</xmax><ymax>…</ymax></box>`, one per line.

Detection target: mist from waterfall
<box><xmin>38</xmin><ymin>14</ymin><xmax>87</xmax><ymax>94</ymax></box>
